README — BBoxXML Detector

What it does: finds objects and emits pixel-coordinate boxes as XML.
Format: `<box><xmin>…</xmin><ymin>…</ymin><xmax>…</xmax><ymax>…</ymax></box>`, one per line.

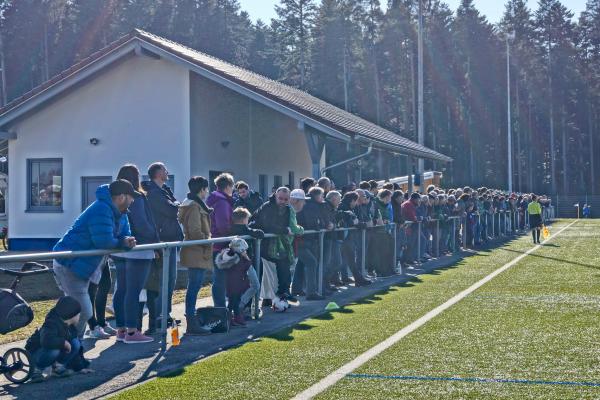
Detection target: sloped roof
<box><xmin>0</xmin><ymin>29</ymin><xmax>451</xmax><ymax>162</ymax></box>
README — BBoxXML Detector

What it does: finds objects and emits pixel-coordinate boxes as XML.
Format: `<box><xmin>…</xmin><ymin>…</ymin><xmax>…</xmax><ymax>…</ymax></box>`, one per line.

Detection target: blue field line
<box><xmin>345</xmin><ymin>374</ymin><xmax>600</xmax><ymax>388</ymax></box>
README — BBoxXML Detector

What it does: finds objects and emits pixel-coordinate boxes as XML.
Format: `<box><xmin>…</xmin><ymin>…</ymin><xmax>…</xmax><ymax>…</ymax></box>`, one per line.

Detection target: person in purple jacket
<box><xmin>206</xmin><ymin>173</ymin><xmax>235</xmax><ymax>307</ymax></box>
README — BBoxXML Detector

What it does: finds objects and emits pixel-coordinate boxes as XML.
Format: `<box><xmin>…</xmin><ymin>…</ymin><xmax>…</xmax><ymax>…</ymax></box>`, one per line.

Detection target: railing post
<box><xmin>253</xmin><ymin>238</ymin><xmax>262</xmax><ymax>319</ymax></box>
<box><xmin>160</xmin><ymin>247</ymin><xmax>170</xmax><ymax>338</ymax></box>
<box><xmin>392</xmin><ymin>223</ymin><xmax>398</xmax><ymax>273</ymax></box>
<box><xmin>361</xmin><ymin>228</ymin><xmax>367</xmax><ymax>277</ymax></box>
<box><xmin>417</xmin><ymin>222</ymin><xmax>422</xmax><ymax>261</ymax></box>
<box><xmin>318</xmin><ymin>230</ymin><xmax>325</xmax><ymax>296</ymax></box>
<box><xmin>435</xmin><ymin>220</ymin><xmax>440</xmax><ymax>257</ymax></box>
<box><xmin>492</xmin><ymin>212</ymin><xmax>495</xmax><ymax>238</ymax></box>
<box><xmin>452</xmin><ymin>218</ymin><xmax>456</xmax><ymax>252</ymax></box>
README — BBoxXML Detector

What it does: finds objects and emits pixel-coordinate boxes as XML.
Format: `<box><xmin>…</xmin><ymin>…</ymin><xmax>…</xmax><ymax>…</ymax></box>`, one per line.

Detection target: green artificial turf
<box><xmin>115</xmin><ymin>220</ymin><xmax>592</xmax><ymax>400</ymax></box>
<box><xmin>320</xmin><ymin>219</ymin><xmax>600</xmax><ymax>399</ymax></box>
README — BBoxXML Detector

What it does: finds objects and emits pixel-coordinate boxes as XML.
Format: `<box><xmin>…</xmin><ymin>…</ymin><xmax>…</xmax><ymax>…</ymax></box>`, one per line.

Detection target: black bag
<box><xmin>367</xmin><ymin>230</ymin><xmax>396</xmax><ymax>277</ymax></box>
<box><xmin>195</xmin><ymin>307</ymin><xmax>230</xmax><ymax>333</ymax></box>
<box><xmin>0</xmin><ymin>289</ymin><xmax>34</xmax><ymax>334</ymax></box>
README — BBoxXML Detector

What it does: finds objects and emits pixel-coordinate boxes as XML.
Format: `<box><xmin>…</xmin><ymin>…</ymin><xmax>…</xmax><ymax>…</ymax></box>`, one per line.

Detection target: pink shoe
<box><xmin>116</xmin><ymin>329</ymin><xmax>126</xmax><ymax>342</ymax></box>
<box><xmin>124</xmin><ymin>331</ymin><xmax>154</xmax><ymax>344</ymax></box>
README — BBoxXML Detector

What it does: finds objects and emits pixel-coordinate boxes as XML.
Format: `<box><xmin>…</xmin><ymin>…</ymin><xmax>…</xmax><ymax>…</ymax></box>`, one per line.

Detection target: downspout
<box><xmin>320</xmin><ymin>143</ymin><xmax>373</xmax><ymax>177</ymax></box>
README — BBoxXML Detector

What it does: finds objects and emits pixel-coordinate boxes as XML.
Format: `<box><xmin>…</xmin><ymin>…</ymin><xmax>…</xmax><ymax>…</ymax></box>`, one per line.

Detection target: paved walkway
<box><xmin>0</xmin><ymin>250</ymin><xmax>479</xmax><ymax>400</ymax></box>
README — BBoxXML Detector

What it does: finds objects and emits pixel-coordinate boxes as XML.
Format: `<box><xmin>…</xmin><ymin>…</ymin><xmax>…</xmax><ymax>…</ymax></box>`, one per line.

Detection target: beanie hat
<box><xmin>54</xmin><ymin>296</ymin><xmax>81</xmax><ymax>320</ymax></box>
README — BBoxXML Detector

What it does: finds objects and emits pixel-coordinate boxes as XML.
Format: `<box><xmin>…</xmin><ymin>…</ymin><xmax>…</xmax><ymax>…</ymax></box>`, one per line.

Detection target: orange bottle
<box><xmin>171</xmin><ymin>326</ymin><xmax>180</xmax><ymax>346</ymax></box>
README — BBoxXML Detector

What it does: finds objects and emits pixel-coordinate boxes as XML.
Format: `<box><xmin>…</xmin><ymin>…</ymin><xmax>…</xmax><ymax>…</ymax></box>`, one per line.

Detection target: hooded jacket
<box><xmin>142</xmin><ymin>180</ymin><xmax>183</xmax><ymax>242</ymax></box>
<box><xmin>53</xmin><ymin>185</ymin><xmax>130</xmax><ymax>280</ymax></box>
<box><xmin>178</xmin><ymin>195</ymin><xmax>213</xmax><ymax>269</ymax></box>
<box><xmin>206</xmin><ymin>190</ymin><xmax>234</xmax><ymax>251</ymax></box>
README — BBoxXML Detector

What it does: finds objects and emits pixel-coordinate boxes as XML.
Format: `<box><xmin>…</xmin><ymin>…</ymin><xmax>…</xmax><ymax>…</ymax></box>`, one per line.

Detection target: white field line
<box><xmin>291</xmin><ymin>220</ymin><xmax>578</xmax><ymax>400</ymax></box>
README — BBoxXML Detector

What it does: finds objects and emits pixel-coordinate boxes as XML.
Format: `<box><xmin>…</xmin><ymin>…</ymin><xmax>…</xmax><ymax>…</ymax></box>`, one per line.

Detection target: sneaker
<box><xmin>52</xmin><ymin>364</ymin><xmax>74</xmax><ymax>378</ymax></box>
<box><xmin>101</xmin><ymin>324</ymin><xmax>117</xmax><ymax>336</ymax></box>
<box><xmin>29</xmin><ymin>368</ymin><xmax>45</xmax><ymax>383</ymax></box>
<box><xmin>286</xmin><ymin>294</ymin><xmax>299</xmax><ymax>303</ymax></box>
<box><xmin>88</xmin><ymin>326</ymin><xmax>111</xmax><ymax>339</ymax></box>
<box><xmin>124</xmin><ymin>331</ymin><xmax>154</xmax><ymax>344</ymax></box>
<box><xmin>341</xmin><ymin>277</ymin><xmax>355</xmax><ymax>285</ymax></box>
<box><xmin>116</xmin><ymin>329</ymin><xmax>126</xmax><ymax>342</ymax></box>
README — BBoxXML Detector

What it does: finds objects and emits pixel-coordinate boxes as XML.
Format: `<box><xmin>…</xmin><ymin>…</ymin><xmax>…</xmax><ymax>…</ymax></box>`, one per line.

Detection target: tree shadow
<box><xmin>501</xmin><ymin>248</ymin><xmax>600</xmax><ymax>270</ymax></box>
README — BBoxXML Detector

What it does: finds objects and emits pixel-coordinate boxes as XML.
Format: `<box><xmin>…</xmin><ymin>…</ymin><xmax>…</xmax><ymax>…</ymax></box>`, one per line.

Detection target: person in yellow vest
<box><xmin>527</xmin><ymin>194</ymin><xmax>543</xmax><ymax>244</ymax></box>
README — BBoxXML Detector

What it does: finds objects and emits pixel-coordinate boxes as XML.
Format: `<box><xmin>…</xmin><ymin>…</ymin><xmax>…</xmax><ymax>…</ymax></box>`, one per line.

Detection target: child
<box><xmin>229</xmin><ymin>207</ymin><xmax>264</xmax><ymax>318</ymax></box>
<box><xmin>216</xmin><ymin>237</ymin><xmax>253</xmax><ymax>327</ymax></box>
<box><xmin>25</xmin><ymin>296</ymin><xmax>93</xmax><ymax>383</ymax></box>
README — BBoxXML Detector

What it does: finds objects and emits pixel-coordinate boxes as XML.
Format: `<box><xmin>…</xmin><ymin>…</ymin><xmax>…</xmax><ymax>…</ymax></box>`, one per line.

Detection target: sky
<box><xmin>238</xmin><ymin>0</ymin><xmax>589</xmax><ymax>25</ymax></box>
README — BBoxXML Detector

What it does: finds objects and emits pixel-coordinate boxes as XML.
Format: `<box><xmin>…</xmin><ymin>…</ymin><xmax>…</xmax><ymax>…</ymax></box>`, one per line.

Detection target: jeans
<box><xmin>291</xmin><ymin>260</ymin><xmax>305</xmax><ymax>294</ymax></box>
<box><xmin>240</xmin><ymin>266</ymin><xmax>259</xmax><ymax>309</ymax></box>
<box><xmin>212</xmin><ymin>252</ymin><xmax>227</xmax><ymax>308</ymax></box>
<box><xmin>294</xmin><ymin>245</ymin><xmax>318</xmax><ymax>296</ymax></box>
<box><xmin>185</xmin><ymin>268</ymin><xmax>205</xmax><ymax>317</ymax></box>
<box><xmin>53</xmin><ymin>261</ymin><xmax>92</xmax><ymax>338</ymax></box>
<box><xmin>87</xmin><ymin>261</ymin><xmax>111</xmax><ymax>330</ymax></box>
<box><xmin>325</xmin><ymin>240</ymin><xmax>343</xmax><ymax>283</ymax></box>
<box><xmin>156</xmin><ymin>248</ymin><xmax>177</xmax><ymax>317</ymax></box>
<box><xmin>264</xmin><ymin>257</ymin><xmax>292</xmax><ymax>297</ymax></box>
<box><xmin>32</xmin><ymin>337</ymin><xmax>80</xmax><ymax>370</ymax></box>
<box><xmin>113</xmin><ymin>258</ymin><xmax>151</xmax><ymax>328</ymax></box>
<box><xmin>341</xmin><ymin>236</ymin><xmax>365</xmax><ymax>281</ymax></box>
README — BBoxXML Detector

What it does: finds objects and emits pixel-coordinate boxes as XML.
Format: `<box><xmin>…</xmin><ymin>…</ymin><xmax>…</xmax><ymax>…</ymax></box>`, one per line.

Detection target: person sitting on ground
<box><xmin>178</xmin><ymin>176</ymin><xmax>213</xmax><ymax>336</ymax></box>
<box><xmin>233</xmin><ymin>181</ymin><xmax>263</xmax><ymax>215</ymax></box>
<box><xmin>27</xmin><ymin>296</ymin><xmax>93</xmax><ymax>383</ymax></box>
<box><xmin>229</xmin><ymin>207</ymin><xmax>264</xmax><ymax>318</ymax></box>
<box><xmin>53</xmin><ymin>180</ymin><xmax>136</xmax><ymax>338</ymax></box>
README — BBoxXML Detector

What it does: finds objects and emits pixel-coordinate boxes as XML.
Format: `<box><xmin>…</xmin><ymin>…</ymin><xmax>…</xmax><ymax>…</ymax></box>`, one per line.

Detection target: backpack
<box><xmin>0</xmin><ymin>289</ymin><xmax>34</xmax><ymax>334</ymax></box>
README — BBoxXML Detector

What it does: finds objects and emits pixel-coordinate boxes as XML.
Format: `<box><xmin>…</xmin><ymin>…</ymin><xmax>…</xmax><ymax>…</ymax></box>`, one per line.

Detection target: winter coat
<box><xmin>250</xmin><ymin>195</ymin><xmax>298</xmax><ymax>261</ymax></box>
<box><xmin>127</xmin><ymin>191</ymin><xmax>160</xmax><ymax>245</ymax></box>
<box><xmin>233</xmin><ymin>191</ymin><xmax>263</xmax><ymax>215</ymax></box>
<box><xmin>206</xmin><ymin>190</ymin><xmax>234</xmax><ymax>251</ymax></box>
<box><xmin>142</xmin><ymin>181</ymin><xmax>183</xmax><ymax>242</ymax></box>
<box><xmin>25</xmin><ymin>309</ymin><xmax>89</xmax><ymax>372</ymax></box>
<box><xmin>224</xmin><ymin>251</ymin><xmax>253</xmax><ymax>297</ymax></box>
<box><xmin>53</xmin><ymin>185</ymin><xmax>130</xmax><ymax>280</ymax></box>
<box><xmin>178</xmin><ymin>196</ymin><xmax>213</xmax><ymax>269</ymax></box>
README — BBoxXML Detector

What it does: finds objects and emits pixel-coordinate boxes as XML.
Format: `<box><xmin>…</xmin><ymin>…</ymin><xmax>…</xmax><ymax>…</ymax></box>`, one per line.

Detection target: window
<box><xmin>27</xmin><ymin>159</ymin><xmax>63</xmax><ymax>212</ymax></box>
<box><xmin>274</xmin><ymin>175</ymin><xmax>283</xmax><ymax>189</ymax></box>
<box><xmin>288</xmin><ymin>171</ymin><xmax>295</xmax><ymax>189</ymax></box>
<box><xmin>259</xmin><ymin>174</ymin><xmax>268</xmax><ymax>200</ymax></box>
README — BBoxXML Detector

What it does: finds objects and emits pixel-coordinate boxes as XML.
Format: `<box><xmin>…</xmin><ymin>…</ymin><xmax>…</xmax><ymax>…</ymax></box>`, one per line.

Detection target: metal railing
<box><xmin>0</xmin><ymin>208</ymin><xmax>555</xmax><ymax>342</ymax></box>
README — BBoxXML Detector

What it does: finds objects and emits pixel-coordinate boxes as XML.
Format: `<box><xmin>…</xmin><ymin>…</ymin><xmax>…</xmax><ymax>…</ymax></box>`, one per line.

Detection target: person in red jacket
<box><xmin>401</xmin><ymin>193</ymin><xmax>421</xmax><ymax>264</ymax></box>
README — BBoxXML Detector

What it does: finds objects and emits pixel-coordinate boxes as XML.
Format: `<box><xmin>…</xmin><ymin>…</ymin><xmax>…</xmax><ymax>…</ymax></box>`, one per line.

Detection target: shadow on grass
<box><xmin>501</xmin><ymin>248</ymin><xmax>600</xmax><ymax>270</ymax></box>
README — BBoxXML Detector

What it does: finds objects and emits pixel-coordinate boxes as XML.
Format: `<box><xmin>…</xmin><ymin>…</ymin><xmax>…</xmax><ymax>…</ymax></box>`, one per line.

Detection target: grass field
<box><xmin>115</xmin><ymin>219</ymin><xmax>600</xmax><ymax>400</ymax></box>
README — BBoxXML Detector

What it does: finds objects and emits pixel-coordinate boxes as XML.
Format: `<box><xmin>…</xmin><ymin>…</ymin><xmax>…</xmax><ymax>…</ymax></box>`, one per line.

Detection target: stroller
<box><xmin>0</xmin><ymin>261</ymin><xmax>50</xmax><ymax>384</ymax></box>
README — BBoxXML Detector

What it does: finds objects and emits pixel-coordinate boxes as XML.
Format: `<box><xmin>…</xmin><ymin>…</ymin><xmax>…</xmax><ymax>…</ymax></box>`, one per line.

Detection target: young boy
<box><xmin>216</xmin><ymin>237</ymin><xmax>253</xmax><ymax>327</ymax></box>
<box><xmin>229</xmin><ymin>208</ymin><xmax>264</xmax><ymax>319</ymax></box>
<box><xmin>26</xmin><ymin>296</ymin><xmax>92</xmax><ymax>383</ymax></box>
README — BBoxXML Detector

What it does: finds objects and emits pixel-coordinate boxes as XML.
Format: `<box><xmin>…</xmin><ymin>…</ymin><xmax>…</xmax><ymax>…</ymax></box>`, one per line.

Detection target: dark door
<box><xmin>81</xmin><ymin>176</ymin><xmax>112</xmax><ymax>210</ymax></box>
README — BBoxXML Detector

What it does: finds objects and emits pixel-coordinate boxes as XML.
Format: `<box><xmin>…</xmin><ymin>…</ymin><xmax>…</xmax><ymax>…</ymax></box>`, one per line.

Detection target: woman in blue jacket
<box><xmin>112</xmin><ymin>165</ymin><xmax>160</xmax><ymax>344</ymax></box>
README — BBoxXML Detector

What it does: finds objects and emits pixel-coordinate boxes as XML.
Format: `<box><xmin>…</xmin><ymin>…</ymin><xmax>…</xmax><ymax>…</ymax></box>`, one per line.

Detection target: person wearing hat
<box><xmin>26</xmin><ymin>296</ymin><xmax>93</xmax><ymax>383</ymax></box>
<box><xmin>53</xmin><ymin>180</ymin><xmax>137</xmax><ymax>338</ymax></box>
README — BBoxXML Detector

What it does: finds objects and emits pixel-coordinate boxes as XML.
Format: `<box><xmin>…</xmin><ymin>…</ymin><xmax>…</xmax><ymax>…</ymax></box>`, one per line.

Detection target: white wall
<box><xmin>189</xmin><ymin>73</ymin><xmax>312</xmax><ymax>192</ymax></box>
<box><xmin>7</xmin><ymin>55</ymin><xmax>190</xmax><ymax>239</ymax></box>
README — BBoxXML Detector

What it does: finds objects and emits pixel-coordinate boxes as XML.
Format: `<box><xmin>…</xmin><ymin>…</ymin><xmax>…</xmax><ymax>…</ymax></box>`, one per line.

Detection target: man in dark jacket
<box><xmin>338</xmin><ymin>191</ymin><xmax>371</xmax><ymax>286</ymax></box>
<box><xmin>142</xmin><ymin>162</ymin><xmax>183</xmax><ymax>323</ymax></box>
<box><xmin>206</xmin><ymin>173</ymin><xmax>235</xmax><ymax>308</ymax></box>
<box><xmin>53</xmin><ymin>180</ymin><xmax>136</xmax><ymax>337</ymax></box>
<box><xmin>26</xmin><ymin>297</ymin><xmax>91</xmax><ymax>382</ymax></box>
<box><xmin>234</xmin><ymin>181</ymin><xmax>263</xmax><ymax>215</ymax></box>
<box><xmin>250</xmin><ymin>187</ymin><xmax>294</xmax><ymax>302</ymax></box>
<box><xmin>293</xmin><ymin>187</ymin><xmax>327</xmax><ymax>300</ymax></box>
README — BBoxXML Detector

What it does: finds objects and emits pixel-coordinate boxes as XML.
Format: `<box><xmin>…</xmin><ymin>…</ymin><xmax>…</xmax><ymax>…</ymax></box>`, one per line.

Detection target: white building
<box><xmin>0</xmin><ymin>30</ymin><xmax>450</xmax><ymax>250</ymax></box>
